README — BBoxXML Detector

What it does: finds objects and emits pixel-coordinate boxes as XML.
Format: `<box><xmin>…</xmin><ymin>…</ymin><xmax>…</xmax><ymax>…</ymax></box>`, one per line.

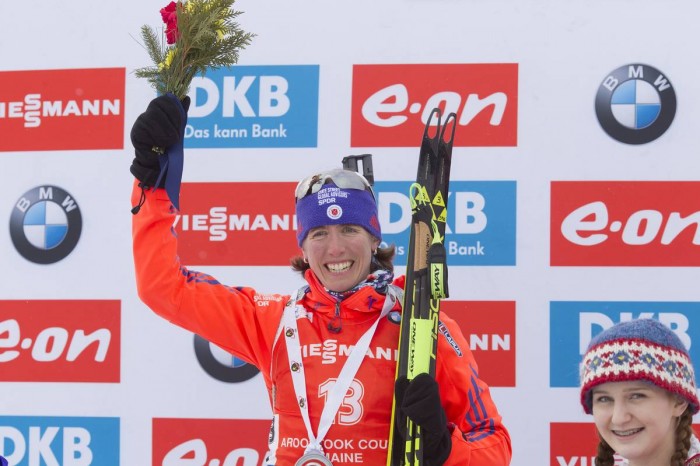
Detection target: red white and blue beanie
<box><xmin>295</xmin><ymin>182</ymin><xmax>381</xmax><ymax>246</ymax></box>
<box><xmin>580</xmin><ymin>318</ymin><xmax>699</xmax><ymax>415</ymax></box>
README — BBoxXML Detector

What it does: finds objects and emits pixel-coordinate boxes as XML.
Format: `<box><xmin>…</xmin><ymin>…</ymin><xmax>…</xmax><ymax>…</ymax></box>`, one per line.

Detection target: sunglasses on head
<box><xmin>294</xmin><ymin>168</ymin><xmax>376</xmax><ymax>202</ymax></box>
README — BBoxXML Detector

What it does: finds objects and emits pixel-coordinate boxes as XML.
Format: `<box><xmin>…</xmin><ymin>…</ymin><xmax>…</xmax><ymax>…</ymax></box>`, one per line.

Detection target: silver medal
<box><xmin>295</xmin><ymin>451</ymin><xmax>333</xmax><ymax>466</ymax></box>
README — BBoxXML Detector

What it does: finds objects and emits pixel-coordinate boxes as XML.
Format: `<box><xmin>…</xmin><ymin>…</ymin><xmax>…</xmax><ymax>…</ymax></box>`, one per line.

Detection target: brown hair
<box><xmin>594</xmin><ymin>408</ymin><xmax>695</xmax><ymax>466</ymax></box>
<box><xmin>290</xmin><ymin>244</ymin><xmax>396</xmax><ymax>276</ymax></box>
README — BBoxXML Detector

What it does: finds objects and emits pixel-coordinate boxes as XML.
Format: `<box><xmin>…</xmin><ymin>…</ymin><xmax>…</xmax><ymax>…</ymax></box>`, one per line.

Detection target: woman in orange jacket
<box><xmin>130</xmin><ymin>94</ymin><xmax>512</xmax><ymax>466</ymax></box>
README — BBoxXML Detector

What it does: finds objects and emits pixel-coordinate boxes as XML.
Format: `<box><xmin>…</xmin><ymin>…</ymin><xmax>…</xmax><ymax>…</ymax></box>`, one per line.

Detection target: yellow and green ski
<box><xmin>388</xmin><ymin>108</ymin><xmax>456</xmax><ymax>466</ymax></box>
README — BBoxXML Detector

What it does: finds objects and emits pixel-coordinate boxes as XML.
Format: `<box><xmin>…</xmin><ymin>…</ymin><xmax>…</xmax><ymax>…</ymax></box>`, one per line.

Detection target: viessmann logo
<box><xmin>551</xmin><ymin>181</ymin><xmax>700</xmax><ymax>266</ymax></box>
<box><xmin>442</xmin><ymin>301</ymin><xmax>516</xmax><ymax>387</ymax></box>
<box><xmin>550</xmin><ymin>423</ymin><xmax>607</xmax><ymax>466</ymax></box>
<box><xmin>153</xmin><ymin>418</ymin><xmax>270</xmax><ymax>465</ymax></box>
<box><xmin>551</xmin><ymin>422</ymin><xmax>700</xmax><ymax>466</ymax></box>
<box><xmin>351</xmin><ymin>64</ymin><xmax>518</xmax><ymax>147</ymax></box>
<box><xmin>0</xmin><ymin>300</ymin><xmax>121</xmax><ymax>382</ymax></box>
<box><xmin>175</xmin><ymin>182</ymin><xmax>298</xmax><ymax>266</ymax></box>
<box><xmin>0</xmin><ymin>68</ymin><xmax>125</xmax><ymax>151</ymax></box>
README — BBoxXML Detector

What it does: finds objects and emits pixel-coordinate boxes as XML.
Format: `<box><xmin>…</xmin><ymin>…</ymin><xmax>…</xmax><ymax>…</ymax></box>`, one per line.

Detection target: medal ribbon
<box><xmin>283</xmin><ymin>288</ymin><xmax>397</xmax><ymax>455</ymax></box>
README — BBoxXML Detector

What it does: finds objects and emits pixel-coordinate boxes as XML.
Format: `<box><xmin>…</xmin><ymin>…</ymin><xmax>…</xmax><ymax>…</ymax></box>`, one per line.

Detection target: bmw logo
<box><xmin>9</xmin><ymin>186</ymin><xmax>82</xmax><ymax>264</ymax></box>
<box><xmin>194</xmin><ymin>335</ymin><xmax>260</xmax><ymax>383</ymax></box>
<box><xmin>595</xmin><ymin>64</ymin><xmax>676</xmax><ymax>144</ymax></box>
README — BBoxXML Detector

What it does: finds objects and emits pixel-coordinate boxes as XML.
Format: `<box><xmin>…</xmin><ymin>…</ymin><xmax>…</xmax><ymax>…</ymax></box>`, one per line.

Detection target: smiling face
<box><xmin>592</xmin><ymin>381</ymin><xmax>688</xmax><ymax>466</ymax></box>
<box><xmin>301</xmin><ymin>224</ymin><xmax>379</xmax><ymax>292</ymax></box>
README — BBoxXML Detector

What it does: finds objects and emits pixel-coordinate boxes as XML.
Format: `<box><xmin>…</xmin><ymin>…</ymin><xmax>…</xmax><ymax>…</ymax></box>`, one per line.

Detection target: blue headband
<box><xmin>295</xmin><ymin>182</ymin><xmax>381</xmax><ymax>246</ymax></box>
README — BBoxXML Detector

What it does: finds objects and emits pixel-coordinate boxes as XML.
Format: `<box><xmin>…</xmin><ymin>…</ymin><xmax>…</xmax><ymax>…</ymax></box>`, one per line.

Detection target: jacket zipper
<box><xmin>327</xmin><ymin>301</ymin><xmax>343</xmax><ymax>333</ymax></box>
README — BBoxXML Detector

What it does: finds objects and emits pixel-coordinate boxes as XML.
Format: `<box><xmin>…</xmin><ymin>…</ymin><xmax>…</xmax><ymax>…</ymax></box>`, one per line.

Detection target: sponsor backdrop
<box><xmin>0</xmin><ymin>0</ymin><xmax>698</xmax><ymax>465</ymax></box>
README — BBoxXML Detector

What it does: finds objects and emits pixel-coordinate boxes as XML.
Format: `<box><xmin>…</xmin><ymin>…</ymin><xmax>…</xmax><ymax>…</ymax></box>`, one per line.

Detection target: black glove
<box><xmin>130</xmin><ymin>94</ymin><xmax>190</xmax><ymax>187</ymax></box>
<box><xmin>394</xmin><ymin>373</ymin><xmax>452</xmax><ymax>466</ymax></box>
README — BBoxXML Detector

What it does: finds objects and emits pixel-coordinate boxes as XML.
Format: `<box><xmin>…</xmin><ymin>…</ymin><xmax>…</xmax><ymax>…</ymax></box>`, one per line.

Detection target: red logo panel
<box><xmin>0</xmin><ymin>300</ymin><xmax>120</xmax><ymax>382</ymax></box>
<box><xmin>550</xmin><ymin>421</ymin><xmax>700</xmax><ymax>465</ymax></box>
<box><xmin>0</xmin><ymin>68</ymin><xmax>125</xmax><ymax>151</ymax></box>
<box><xmin>177</xmin><ymin>182</ymin><xmax>299</xmax><ymax>266</ymax></box>
<box><xmin>153</xmin><ymin>418</ymin><xmax>270</xmax><ymax>465</ymax></box>
<box><xmin>441</xmin><ymin>301</ymin><xmax>515</xmax><ymax>387</ymax></box>
<box><xmin>550</xmin><ymin>423</ymin><xmax>603</xmax><ymax>466</ymax></box>
<box><xmin>551</xmin><ymin>181</ymin><xmax>700</xmax><ymax>266</ymax></box>
<box><xmin>351</xmin><ymin>64</ymin><xmax>518</xmax><ymax>147</ymax></box>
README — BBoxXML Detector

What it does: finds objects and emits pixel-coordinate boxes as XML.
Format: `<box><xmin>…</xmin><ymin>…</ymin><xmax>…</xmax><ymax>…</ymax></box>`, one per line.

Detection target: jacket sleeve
<box><xmin>131</xmin><ymin>181</ymin><xmax>281</xmax><ymax>372</ymax></box>
<box><xmin>436</xmin><ymin>312</ymin><xmax>512</xmax><ymax>466</ymax></box>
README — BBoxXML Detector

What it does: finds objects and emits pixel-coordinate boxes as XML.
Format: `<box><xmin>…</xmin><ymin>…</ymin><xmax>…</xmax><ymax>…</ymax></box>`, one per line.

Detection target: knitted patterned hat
<box><xmin>580</xmin><ymin>318</ymin><xmax>699</xmax><ymax>415</ymax></box>
<box><xmin>295</xmin><ymin>181</ymin><xmax>381</xmax><ymax>246</ymax></box>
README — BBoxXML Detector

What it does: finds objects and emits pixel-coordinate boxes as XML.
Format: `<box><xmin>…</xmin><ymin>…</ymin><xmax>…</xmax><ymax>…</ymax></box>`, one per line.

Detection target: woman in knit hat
<box><xmin>580</xmin><ymin>318</ymin><xmax>700</xmax><ymax>466</ymax></box>
<box><xmin>129</xmin><ymin>95</ymin><xmax>512</xmax><ymax>466</ymax></box>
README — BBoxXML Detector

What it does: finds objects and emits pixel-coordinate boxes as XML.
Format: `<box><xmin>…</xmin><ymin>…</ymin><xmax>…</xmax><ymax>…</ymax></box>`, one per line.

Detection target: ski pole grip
<box><xmin>342</xmin><ymin>153</ymin><xmax>375</xmax><ymax>186</ymax></box>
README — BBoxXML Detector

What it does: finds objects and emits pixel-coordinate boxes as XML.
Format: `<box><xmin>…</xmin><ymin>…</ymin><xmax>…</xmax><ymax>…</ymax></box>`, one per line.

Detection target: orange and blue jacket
<box><xmin>132</xmin><ymin>182</ymin><xmax>512</xmax><ymax>465</ymax></box>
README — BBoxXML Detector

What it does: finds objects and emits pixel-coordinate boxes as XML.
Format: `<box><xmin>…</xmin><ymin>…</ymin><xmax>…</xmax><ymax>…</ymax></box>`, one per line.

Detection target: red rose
<box><xmin>160</xmin><ymin>1</ymin><xmax>180</xmax><ymax>44</ymax></box>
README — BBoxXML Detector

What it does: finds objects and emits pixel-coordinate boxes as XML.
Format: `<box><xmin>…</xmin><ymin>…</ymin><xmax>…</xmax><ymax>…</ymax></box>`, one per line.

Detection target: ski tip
<box><xmin>423</xmin><ymin>107</ymin><xmax>443</xmax><ymax>139</ymax></box>
<box><xmin>440</xmin><ymin>112</ymin><xmax>457</xmax><ymax>145</ymax></box>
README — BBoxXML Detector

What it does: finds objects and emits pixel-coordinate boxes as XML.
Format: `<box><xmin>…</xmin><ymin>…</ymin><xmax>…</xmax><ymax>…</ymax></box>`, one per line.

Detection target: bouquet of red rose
<box><xmin>133</xmin><ymin>0</ymin><xmax>253</xmax><ymax>211</ymax></box>
<box><xmin>135</xmin><ymin>0</ymin><xmax>254</xmax><ymax>99</ymax></box>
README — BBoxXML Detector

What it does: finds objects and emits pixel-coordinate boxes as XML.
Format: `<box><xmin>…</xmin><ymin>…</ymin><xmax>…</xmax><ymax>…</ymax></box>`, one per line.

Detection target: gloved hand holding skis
<box><xmin>130</xmin><ymin>94</ymin><xmax>190</xmax><ymax>188</ymax></box>
<box><xmin>394</xmin><ymin>374</ymin><xmax>452</xmax><ymax>466</ymax></box>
